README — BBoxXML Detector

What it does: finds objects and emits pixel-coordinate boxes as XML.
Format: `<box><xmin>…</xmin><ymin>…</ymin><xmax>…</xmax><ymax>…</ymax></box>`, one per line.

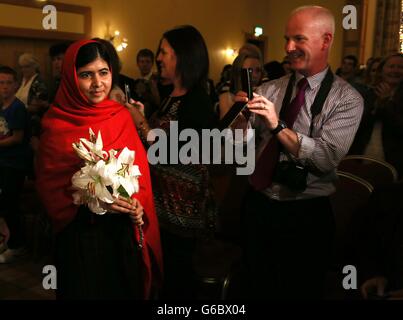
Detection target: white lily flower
<box><xmin>73</xmin><ymin>128</ymin><xmax>108</xmax><ymax>163</ymax></box>
<box><xmin>88</xmin><ymin>198</ymin><xmax>108</xmax><ymax>215</ymax></box>
<box><xmin>71</xmin><ymin>129</ymin><xmax>141</xmax><ymax>215</ymax></box>
<box><xmin>72</xmin><ymin>140</ymin><xmax>94</xmax><ymax>162</ymax></box>
<box><xmin>113</xmin><ymin>148</ymin><xmax>141</xmax><ymax>197</ymax></box>
<box><xmin>71</xmin><ymin>161</ymin><xmax>114</xmax><ymax>210</ymax></box>
<box><xmin>72</xmin><ymin>188</ymin><xmax>108</xmax><ymax>215</ymax></box>
<box><xmin>88</xmin><ymin>128</ymin><xmax>96</xmax><ymax>143</ymax></box>
<box><xmin>92</xmin><ymin>160</ymin><xmax>115</xmax><ymax>188</ymax></box>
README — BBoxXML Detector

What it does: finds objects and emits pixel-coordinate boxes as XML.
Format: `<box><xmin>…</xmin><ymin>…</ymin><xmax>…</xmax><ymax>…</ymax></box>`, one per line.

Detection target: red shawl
<box><xmin>35</xmin><ymin>39</ymin><xmax>162</xmax><ymax>298</ymax></box>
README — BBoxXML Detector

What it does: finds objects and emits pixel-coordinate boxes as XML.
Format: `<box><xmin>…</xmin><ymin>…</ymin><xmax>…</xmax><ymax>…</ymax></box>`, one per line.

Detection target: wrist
<box><xmin>268</xmin><ymin>119</ymin><xmax>278</xmax><ymax>131</ymax></box>
<box><xmin>270</xmin><ymin>120</ymin><xmax>287</xmax><ymax>135</ymax></box>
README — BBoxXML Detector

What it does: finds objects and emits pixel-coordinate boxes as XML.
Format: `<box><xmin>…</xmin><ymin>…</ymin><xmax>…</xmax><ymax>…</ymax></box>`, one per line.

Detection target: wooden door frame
<box><xmin>245</xmin><ymin>32</ymin><xmax>268</xmax><ymax>61</ymax></box>
<box><xmin>0</xmin><ymin>0</ymin><xmax>91</xmax><ymax>41</ymax></box>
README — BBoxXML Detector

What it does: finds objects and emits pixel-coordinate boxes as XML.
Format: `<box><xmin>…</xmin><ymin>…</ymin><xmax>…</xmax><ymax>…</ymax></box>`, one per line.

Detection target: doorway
<box><xmin>245</xmin><ymin>33</ymin><xmax>267</xmax><ymax>62</ymax></box>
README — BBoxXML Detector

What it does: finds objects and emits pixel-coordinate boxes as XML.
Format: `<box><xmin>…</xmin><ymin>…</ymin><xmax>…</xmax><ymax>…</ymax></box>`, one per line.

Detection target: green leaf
<box><xmin>117</xmin><ymin>185</ymin><xmax>130</xmax><ymax>199</ymax></box>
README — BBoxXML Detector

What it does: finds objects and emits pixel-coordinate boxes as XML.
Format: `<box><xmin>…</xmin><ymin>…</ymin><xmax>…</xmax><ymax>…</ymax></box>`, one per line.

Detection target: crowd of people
<box><xmin>0</xmin><ymin>4</ymin><xmax>402</xmax><ymax>300</ymax></box>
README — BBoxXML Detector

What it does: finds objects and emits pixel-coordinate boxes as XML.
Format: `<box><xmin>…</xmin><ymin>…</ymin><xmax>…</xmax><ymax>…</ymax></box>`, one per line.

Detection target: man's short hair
<box><xmin>291</xmin><ymin>5</ymin><xmax>335</xmax><ymax>36</ymax></box>
<box><xmin>343</xmin><ymin>55</ymin><xmax>358</xmax><ymax>67</ymax></box>
<box><xmin>0</xmin><ymin>66</ymin><xmax>17</xmax><ymax>81</ymax></box>
<box><xmin>137</xmin><ymin>49</ymin><xmax>154</xmax><ymax>62</ymax></box>
<box><xmin>49</xmin><ymin>42</ymin><xmax>71</xmax><ymax>58</ymax></box>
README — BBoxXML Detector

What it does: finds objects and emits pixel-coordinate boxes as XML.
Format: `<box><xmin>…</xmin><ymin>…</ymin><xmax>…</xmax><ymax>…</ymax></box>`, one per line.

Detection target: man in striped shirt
<box><xmin>234</xmin><ymin>5</ymin><xmax>364</xmax><ymax>299</ymax></box>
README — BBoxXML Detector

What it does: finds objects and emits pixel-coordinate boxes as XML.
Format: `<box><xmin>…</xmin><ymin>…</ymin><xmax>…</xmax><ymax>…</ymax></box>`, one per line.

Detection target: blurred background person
<box><xmin>363</xmin><ymin>53</ymin><xmax>403</xmax><ymax>161</ymax></box>
<box><xmin>16</xmin><ymin>53</ymin><xmax>48</xmax><ymax>115</ymax></box>
<box><xmin>134</xmin><ymin>48</ymin><xmax>160</xmax><ymax>119</ymax></box>
<box><xmin>215</xmin><ymin>64</ymin><xmax>232</xmax><ymax>95</ymax></box>
<box><xmin>0</xmin><ymin>66</ymin><xmax>31</xmax><ymax>263</ymax></box>
<box><xmin>48</xmin><ymin>42</ymin><xmax>71</xmax><ymax>103</ymax></box>
<box><xmin>363</xmin><ymin>57</ymin><xmax>382</xmax><ymax>88</ymax></box>
<box><xmin>264</xmin><ymin>60</ymin><xmax>286</xmax><ymax>81</ymax></box>
<box><xmin>15</xmin><ymin>53</ymin><xmax>48</xmax><ymax>163</ymax></box>
<box><xmin>349</xmin><ymin>54</ymin><xmax>402</xmax><ymax>157</ymax></box>
<box><xmin>281</xmin><ymin>56</ymin><xmax>293</xmax><ymax>75</ymax></box>
<box><xmin>218</xmin><ymin>51</ymin><xmax>264</xmax><ymax>119</ymax></box>
<box><xmin>337</xmin><ymin>55</ymin><xmax>359</xmax><ymax>83</ymax></box>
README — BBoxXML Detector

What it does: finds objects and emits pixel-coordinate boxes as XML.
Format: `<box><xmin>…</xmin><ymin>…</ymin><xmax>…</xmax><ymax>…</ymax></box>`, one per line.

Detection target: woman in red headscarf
<box><xmin>36</xmin><ymin>40</ymin><xmax>162</xmax><ymax>299</ymax></box>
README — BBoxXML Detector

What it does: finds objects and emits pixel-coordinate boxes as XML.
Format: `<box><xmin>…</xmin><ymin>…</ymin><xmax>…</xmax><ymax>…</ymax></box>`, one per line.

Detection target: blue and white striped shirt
<box><xmin>253</xmin><ymin>66</ymin><xmax>364</xmax><ymax>200</ymax></box>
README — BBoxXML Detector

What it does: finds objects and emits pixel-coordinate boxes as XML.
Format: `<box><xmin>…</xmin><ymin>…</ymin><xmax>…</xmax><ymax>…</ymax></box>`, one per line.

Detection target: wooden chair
<box><xmin>325</xmin><ymin>171</ymin><xmax>373</xmax><ymax>299</ymax></box>
<box><xmin>325</xmin><ymin>171</ymin><xmax>374</xmax><ymax>300</ymax></box>
<box><xmin>330</xmin><ymin>171</ymin><xmax>373</xmax><ymax>265</ymax></box>
<box><xmin>338</xmin><ymin>155</ymin><xmax>398</xmax><ymax>188</ymax></box>
<box><xmin>193</xmin><ymin>238</ymin><xmax>242</xmax><ymax>300</ymax></box>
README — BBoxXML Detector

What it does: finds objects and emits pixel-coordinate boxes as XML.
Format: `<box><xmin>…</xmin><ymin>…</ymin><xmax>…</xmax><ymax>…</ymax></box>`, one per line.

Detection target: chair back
<box><xmin>338</xmin><ymin>155</ymin><xmax>398</xmax><ymax>188</ymax></box>
<box><xmin>330</xmin><ymin>171</ymin><xmax>373</xmax><ymax>268</ymax></box>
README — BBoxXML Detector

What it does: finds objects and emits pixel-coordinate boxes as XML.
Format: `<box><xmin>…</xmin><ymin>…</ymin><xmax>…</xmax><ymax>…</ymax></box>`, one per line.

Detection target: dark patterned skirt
<box><xmin>55</xmin><ymin>206</ymin><xmax>142</xmax><ymax>299</ymax></box>
<box><xmin>151</xmin><ymin>163</ymin><xmax>217</xmax><ymax>238</ymax></box>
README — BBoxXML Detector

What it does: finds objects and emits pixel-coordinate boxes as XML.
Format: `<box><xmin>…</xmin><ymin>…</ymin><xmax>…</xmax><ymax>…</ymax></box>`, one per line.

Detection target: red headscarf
<box><xmin>36</xmin><ymin>39</ymin><xmax>162</xmax><ymax>298</ymax></box>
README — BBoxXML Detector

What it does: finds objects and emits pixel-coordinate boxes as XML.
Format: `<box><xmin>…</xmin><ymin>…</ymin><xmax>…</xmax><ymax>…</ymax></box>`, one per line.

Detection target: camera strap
<box><xmin>280</xmin><ymin>68</ymin><xmax>334</xmax><ymax>137</ymax></box>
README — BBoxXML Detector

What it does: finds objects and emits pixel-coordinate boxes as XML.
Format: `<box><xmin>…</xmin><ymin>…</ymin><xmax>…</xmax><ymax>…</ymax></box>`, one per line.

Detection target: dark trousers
<box><xmin>55</xmin><ymin>206</ymin><xmax>142</xmax><ymax>299</ymax></box>
<box><xmin>244</xmin><ymin>189</ymin><xmax>335</xmax><ymax>299</ymax></box>
<box><xmin>0</xmin><ymin>166</ymin><xmax>26</xmax><ymax>249</ymax></box>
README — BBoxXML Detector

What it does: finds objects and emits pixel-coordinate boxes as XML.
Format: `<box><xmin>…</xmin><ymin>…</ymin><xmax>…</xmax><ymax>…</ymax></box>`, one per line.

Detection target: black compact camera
<box><xmin>272</xmin><ymin>161</ymin><xmax>308</xmax><ymax>192</ymax></box>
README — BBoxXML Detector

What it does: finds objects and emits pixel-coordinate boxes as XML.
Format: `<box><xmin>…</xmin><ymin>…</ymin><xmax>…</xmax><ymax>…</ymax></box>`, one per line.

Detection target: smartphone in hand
<box><xmin>124</xmin><ymin>83</ymin><xmax>132</xmax><ymax>103</ymax></box>
<box><xmin>241</xmin><ymin>68</ymin><xmax>253</xmax><ymax>118</ymax></box>
<box><xmin>217</xmin><ymin>68</ymin><xmax>253</xmax><ymax>130</ymax></box>
<box><xmin>241</xmin><ymin>68</ymin><xmax>253</xmax><ymax>100</ymax></box>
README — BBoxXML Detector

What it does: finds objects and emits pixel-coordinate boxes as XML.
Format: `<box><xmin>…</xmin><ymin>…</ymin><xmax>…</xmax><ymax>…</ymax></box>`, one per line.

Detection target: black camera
<box><xmin>272</xmin><ymin>161</ymin><xmax>308</xmax><ymax>192</ymax></box>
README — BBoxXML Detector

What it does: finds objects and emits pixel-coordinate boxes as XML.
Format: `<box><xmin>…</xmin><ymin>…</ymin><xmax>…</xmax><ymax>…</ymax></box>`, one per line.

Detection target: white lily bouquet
<box><xmin>71</xmin><ymin>128</ymin><xmax>141</xmax><ymax>213</ymax></box>
<box><xmin>71</xmin><ymin>128</ymin><xmax>144</xmax><ymax>247</ymax></box>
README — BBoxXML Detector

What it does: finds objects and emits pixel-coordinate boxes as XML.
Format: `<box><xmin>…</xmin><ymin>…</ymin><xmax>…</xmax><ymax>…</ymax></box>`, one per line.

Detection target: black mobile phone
<box><xmin>124</xmin><ymin>83</ymin><xmax>131</xmax><ymax>102</ymax></box>
<box><xmin>241</xmin><ymin>67</ymin><xmax>253</xmax><ymax>100</ymax></box>
<box><xmin>217</xmin><ymin>68</ymin><xmax>253</xmax><ymax>130</ymax></box>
